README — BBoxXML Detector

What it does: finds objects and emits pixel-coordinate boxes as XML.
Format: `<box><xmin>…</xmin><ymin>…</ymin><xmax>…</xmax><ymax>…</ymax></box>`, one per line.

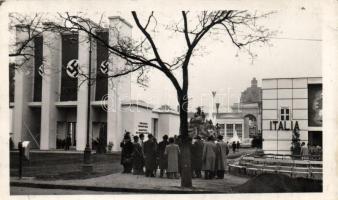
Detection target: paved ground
<box><xmin>11</xmin><ymin>186</ymin><xmax>125</xmax><ymax>195</ymax></box>
<box><xmin>10</xmin><ymin>148</ymin><xmax>256</xmax><ymax>194</ymax></box>
<box><xmin>11</xmin><ymin>173</ymin><xmax>249</xmax><ymax>194</ymax></box>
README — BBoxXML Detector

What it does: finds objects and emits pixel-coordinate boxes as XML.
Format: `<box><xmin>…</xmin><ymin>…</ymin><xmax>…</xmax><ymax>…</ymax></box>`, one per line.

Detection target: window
<box><xmin>226</xmin><ymin>124</ymin><xmax>233</xmax><ymax>138</ymax></box>
<box><xmin>280</xmin><ymin>107</ymin><xmax>290</xmax><ymax>121</ymax></box>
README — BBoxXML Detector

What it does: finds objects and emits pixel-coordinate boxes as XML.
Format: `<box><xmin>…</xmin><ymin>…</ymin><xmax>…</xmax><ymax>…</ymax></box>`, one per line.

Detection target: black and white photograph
<box><xmin>0</xmin><ymin>0</ymin><xmax>337</xmax><ymax>199</ymax></box>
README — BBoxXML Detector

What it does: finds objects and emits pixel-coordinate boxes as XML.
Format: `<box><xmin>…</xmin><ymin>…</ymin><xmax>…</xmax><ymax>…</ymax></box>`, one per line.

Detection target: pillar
<box><xmin>12</xmin><ymin>25</ymin><xmax>34</xmax><ymax>148</ymax></box>
<box><xmin>107</xmin><ymin>16</ymin><xmax>132</xmax><ymax>151</ymax></box>
<box><xmin>40</xmin><ymin>24</ymin><xmax>61</xmax><ymax>150</ymax></box>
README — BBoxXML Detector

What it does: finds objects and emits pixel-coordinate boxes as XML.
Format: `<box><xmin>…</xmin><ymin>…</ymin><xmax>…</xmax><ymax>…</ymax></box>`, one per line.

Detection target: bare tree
<box><xmin>9</xmin><ymin>11</ymin><xmax>274</xmax><ymax>187</ymax></box>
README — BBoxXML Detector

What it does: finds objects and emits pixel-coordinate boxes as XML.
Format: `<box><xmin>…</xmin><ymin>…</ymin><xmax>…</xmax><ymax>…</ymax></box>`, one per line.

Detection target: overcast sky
<box><xmin>122</xmin><ymin>9</ymin><xmax>322</xmax><ymax>112</ymax></box>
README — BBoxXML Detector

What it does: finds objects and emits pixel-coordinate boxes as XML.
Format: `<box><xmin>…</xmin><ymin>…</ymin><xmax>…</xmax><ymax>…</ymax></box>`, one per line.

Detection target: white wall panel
<box><xmin>278</xmin><ymin>99</ymin><xmax>292</xmax><ymax>108</ymax></box>
<box><xmin>278</xmin><ymin>79</ymin><xmax>292</xmax><ymax>88</ymax></box>
<box><xmin>263</xmin><ymin>110</ymin><xmax>277</xmax><ymax>120</ymax></box>
<box><xmin>292</xmin><ymin>109</ymin><xmax>308</xmax><ymax>119</ymax></box>
<box><xmin>263</xmin><ymin>141</ymin><xmax>277</xmax><ymax>151</ymax></box>
<box><xmin>277</xmin><ymin>131</ymin><xmax>293</xmax><ymax>140</ymax></box>
<box><xmin>263</xmin><ymin>130</ymin><xmax>277</xmax><ymax>140</ymax></box>
<box><xmin>262</xmin><ymin>79</ymin><xmax>277</xmax><ymax>89</ymax></box>
<box><xmin>263</xmin><ymin>100</ymin><xmax>277</xmax><ymax>109</ymax></box>
<box><xmin>263</xmin><ymin>89</ymin><xmax>277</xmax><ymax>99</ymax></box>
<box><xmin>293</xmin><ymin>99</ymin><xmax>308</xmax><ymax>109</ymax></box>
<box><xmin>278</xmin><ymin>89</ymin><xmax>292</xmax><ymax>99</ymax></box>
<box><xmin>292</xmin><ymin>78</ymin><xmax>307</xmax><ymax>88</ymax></box>
<box><xmin>293</xmin><ymin>89</ymin><xmax>308</xmax><ymax>98</ymax></box>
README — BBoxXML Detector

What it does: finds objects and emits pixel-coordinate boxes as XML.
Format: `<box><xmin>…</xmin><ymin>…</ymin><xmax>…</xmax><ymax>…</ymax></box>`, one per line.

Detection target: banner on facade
<box><xmin>308</xmin><ymin>84</ymin><xmax>322</xmax><ymax>127</ymax></box>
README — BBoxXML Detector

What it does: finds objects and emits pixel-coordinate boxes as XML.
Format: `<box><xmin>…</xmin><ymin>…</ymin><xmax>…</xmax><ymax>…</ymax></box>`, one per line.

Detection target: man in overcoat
<box><xmin>143</xmin><ymin>134</ymin><xmax>157</xmax><ymax>177</ymax></box>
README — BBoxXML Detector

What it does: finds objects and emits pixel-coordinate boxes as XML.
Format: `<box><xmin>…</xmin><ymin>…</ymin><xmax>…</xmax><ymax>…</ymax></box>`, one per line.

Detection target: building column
<box><xmin>12</xmin><ymin>25</ymin><xmax>34</xmax><ymax>148</ymax></box>
<box><xmin>76</xmin><ymin>29</ymin><xmax>93</xmax><ymax>151</ymax></box>
<box><xmin>40</xmin><ymin>26</ymin><xmax>61</xmax><ymax>150</ymax></box>
<box><xmin>107</xmin><ymin>16</ymin><xmax>132</xmax><ymax>151</ymax></box>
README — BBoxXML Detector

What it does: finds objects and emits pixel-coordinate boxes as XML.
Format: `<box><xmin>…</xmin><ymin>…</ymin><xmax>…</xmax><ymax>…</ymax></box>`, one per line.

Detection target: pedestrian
<box><xmin>157</xmin><ymin>135</ymin><xmax>169</xmax><ymax>178</ymax></box>
<box><xmin>132</xmin><ymin>135</ymin><xmax>144</xmax><ymax>175</ymax></box>
<box><xmin>236</xmin><ymin>141</ymin><xmax>240</xmax><ymax>152</ymax></box>
<box><xmin>191</xmin><ymin>135</ymin><xmax>203</xmax><ymax>178</ymax></box>
<box><xmin>153</xmin><ymin>136</ymin><xmax>159</xmax><ymax>176</ymax></box>
<box><xmin>139</xmin><ymin>133</ymin><xmax>145</xmax><ymax>150</ymax></box>
<box><xmin>143</xmin><ymin>134</ymin><xmax>157</xmax><ymax>177</ymax></box>
<box><xmin>164</xmin><ymin>137</ymin><xmax>180</xmax><ymax>179</ymax></box>
<box><xmin>202</xmin><ymin>135</ymin><xmax>216</xmax><ymax>179</ymax></box>
<box><xmin>65</xmin><ymin>134</ymin><xmax>71</xmax><ymax>150</ymax></box>
<box><xmin>232</xmin><ymin>141</ymin><xmax>236</xmax><ymax>153</ymax></box>
<box><xmin>120</xmin><ymin>133</ymin><xmax>134</xmax><ymax>173</ymax></box>
<box><xmin>215</xmin><ymin>135</ymin><xmax>229</xmax><ymax>179</ymax></box>
<box><xmin>300</xmin><ymin>142</ymin><xmax>309</xmax><ymax>160</ymax></box>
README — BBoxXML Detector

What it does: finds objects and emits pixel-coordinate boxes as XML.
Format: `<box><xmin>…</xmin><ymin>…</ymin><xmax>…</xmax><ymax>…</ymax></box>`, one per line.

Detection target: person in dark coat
<box><xmin>202</xmin><ymin>135</ymin><xmax>216</xmax><ymax>179</ymax></box>
<box><xmin>215</xmin><ymin>135</ymin><xmax>229</xmax><ymax>179</ymax></box>
<box><xmin>157</xmin><ymin>135</ymin><xmax>169</xmax><ymax>178</ymax></box>
<box><xmin>132</xmin><ymin>135</ymin><xmax>144</xmax><ymax>175</ymax></box>
<box><xmin>192</xmin><ymin>135</ymin><xmax>204</xmax><ymax>178</ymax></box>
<box><xmin>232</xmin><ymin>141</ymin><xmax>236</xmax><ymax>153</ymax></box>
<box><xmin>120</xmin><ymin>133</ymin><xmax>134</xmax><ymax>173</ymax></box>
<box><xmin>236</xmin><ymin>141</ymin><xmax>240</xmax><ymax>152</ymax></box>
<box><xmin>143</xmin><ymin>134</ymin><xmax>157</xmax><ymax>177</ymax></box>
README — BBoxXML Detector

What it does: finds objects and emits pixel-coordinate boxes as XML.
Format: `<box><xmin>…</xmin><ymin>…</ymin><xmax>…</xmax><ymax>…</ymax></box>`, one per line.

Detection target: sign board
<box><xmin>136</xmin><ymin>122</ymin><xmax>149</xmax><ymax>134</ymax></box>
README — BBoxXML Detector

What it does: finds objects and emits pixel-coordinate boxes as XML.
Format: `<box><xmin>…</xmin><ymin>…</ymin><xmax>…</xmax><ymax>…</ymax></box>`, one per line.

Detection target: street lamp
<box><xmin>83</xmin><ymin>33</ymin><xmax>93</xmax><ymax>172</ymax></box>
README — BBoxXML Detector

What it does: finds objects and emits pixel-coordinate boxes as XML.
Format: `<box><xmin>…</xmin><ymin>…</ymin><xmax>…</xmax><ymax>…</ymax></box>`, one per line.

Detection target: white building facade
<box><xmin>10</xmin><ymin>16</ymin><xmax>180</xmax><ymax>151</ymax></box>
<box><xmin>262</xmin><ymin>77</ymin><xmax>322</xmax><ymax>154</ymax></box>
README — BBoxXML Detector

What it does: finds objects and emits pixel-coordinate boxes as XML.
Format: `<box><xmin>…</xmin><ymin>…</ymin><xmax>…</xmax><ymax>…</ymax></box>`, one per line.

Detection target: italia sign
<box><xmin>269</xmin><ymin>120</ymin><xmax>300</xmax><ymax>131</ymax></box>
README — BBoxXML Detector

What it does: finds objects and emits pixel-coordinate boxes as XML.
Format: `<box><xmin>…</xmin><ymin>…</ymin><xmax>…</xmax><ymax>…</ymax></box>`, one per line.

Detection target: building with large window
<box><xmin>9</xmin><ymin>16</ymin><xmax>180</xmax><ymax>151</ymax></box>
<box><xmin>261</xmin><ymin>77</ymin><xmax>322</xmax><ymax>154</ymax></box>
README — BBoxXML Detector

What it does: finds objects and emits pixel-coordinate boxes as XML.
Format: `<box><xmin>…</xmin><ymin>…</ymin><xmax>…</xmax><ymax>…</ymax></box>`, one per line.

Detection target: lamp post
<box><xmin>83</xmin><ymin>33</ymin><xmax>93</xmax><ymax>172</ymax></box>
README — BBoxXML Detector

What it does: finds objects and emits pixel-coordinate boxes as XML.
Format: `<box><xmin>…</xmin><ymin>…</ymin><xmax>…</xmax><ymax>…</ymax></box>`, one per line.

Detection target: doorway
<box><xmin>308</xmin><ymin>131</ymin><xmax>322</xmax><ymax>147</ymax></box>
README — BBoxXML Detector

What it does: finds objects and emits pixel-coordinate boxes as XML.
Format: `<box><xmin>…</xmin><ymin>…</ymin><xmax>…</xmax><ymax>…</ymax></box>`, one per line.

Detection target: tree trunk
<box><xmin>178</xmin><ymin>93</ymin><xmax>192</xmax><ymax>187</ymax></box>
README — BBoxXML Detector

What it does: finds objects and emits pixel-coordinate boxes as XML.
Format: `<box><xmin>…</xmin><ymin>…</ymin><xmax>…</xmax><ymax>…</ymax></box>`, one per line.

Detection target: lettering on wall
<box><xmin>269</xmin><ymin>120</ymin><xmax>300</xmax><ymax>131</ymax></box>
<box><xmin>136</xmin><ymin>122</ymin><xmax>149</xmax><ymax>134</ymax></box>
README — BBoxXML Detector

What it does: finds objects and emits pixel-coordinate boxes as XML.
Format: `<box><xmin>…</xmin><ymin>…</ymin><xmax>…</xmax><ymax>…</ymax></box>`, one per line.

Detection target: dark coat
<box><xmin>191</xmin><ymin>140</ymin><xmax>204</xmax><ymax>171</ymax></box>
<box><xmin>120</xmin><ymin>140</ymin><xmax>134</xmax><ymax>165</ymax></box>
<box><xmin>215</xmin><ymin>141</ymin><xmax>228</xmax><ymax>170</ymax></box>
<box><xmin>202</xmin><ymin>141</ymin><xmax>216</xmax><ymax>171</ymax></box>
<box><xmin>157</xmin><ymin>140</ymin><xmax>169</xmax><ymax>169</ymax></box>
<box><xmin>143</xmin><ymin>139</ymin><xmax>157</xmax><ymax>170</ymax></box>
<box><xmin>132</xmin><ymin>142</ymin><xmax>144</xmax><ymax>170</ymax></box>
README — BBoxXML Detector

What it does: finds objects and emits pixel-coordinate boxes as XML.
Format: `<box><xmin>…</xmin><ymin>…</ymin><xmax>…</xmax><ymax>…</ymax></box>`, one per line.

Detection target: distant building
<box><xmin>261</xmin><ymin>77</ymin><xmax>322</xmax><ymax>154</ymax></box>
<box><xmin>188</xmin><ymin>78</ymin><xmax>262</xmax><ymax>144</ymax></box>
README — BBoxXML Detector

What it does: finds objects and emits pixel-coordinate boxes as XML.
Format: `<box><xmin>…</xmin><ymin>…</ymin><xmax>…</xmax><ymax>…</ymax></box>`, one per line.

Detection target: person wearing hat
<box><xmin>215</xmin><ymin>135</ymin><xmax>229</xmax><ymax>179</ymax></box>
<box><xmin>157</xmin><ymin>135</ymin><xmax>169</xmax><ymax>178</ymax></box>
<box><xmin>143</xmin><ymin>134</ymin><xmax>157</xmax><ymax>177</ymax></box>
<box><xmin>202</xmin><ymin>135</ymin><xmax>216</xmax><ymax>179</ymax></box>
<box><xmin>120</xmin><ymin>133</ymin><xmax>134</xmax><ymax>173</ymax></box>
<box><xmin>191</xmin><ymin>135</ymin><xmax>204</xmax><ymax>178</ymax></box>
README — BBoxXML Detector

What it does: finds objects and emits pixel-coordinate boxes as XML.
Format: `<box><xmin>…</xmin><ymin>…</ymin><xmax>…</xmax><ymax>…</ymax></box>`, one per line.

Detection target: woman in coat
<box><xmin>215</xmin><ymin>135</ymin><xmax>229</xmax><ymax>179</ymax></box>
<box><xmin>157</xmin><ymin>135</ymin><xmax>169</xmax><ymax>178</ymax></box>
<box><xmin>164</xmin><ymin>137</ymin><xmax>180</xmax><ymax>179</ymax></box>
<box><xmin>202</xmin><ymin>135</ymin><xmax>216</xmax><ymax>179</ymax></box>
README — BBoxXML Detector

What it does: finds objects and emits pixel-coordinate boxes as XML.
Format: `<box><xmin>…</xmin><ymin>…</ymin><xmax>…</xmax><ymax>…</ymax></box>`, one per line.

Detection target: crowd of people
<box><xmin>300</xmin><ymin>142</ymin><xmax>323</xmax><ymax>160</ymax></box>
<box><xmin>120</xmin><ymin>132</ymin><xmax>237</xmax><ymax>179</ymax></box>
